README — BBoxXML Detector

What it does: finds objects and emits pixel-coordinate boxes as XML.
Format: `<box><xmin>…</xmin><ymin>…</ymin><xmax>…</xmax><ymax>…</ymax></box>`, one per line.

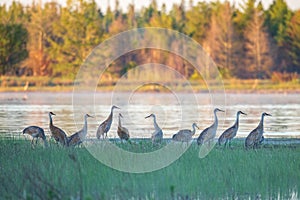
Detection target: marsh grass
<box><xmin>0</xmin><ymin>138</ymin><xmax>299</xmax><ymax>199</ymax></box>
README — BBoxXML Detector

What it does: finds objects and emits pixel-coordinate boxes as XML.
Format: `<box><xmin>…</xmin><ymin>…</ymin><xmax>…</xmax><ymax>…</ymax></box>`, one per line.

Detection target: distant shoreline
<box><xmin>1</xmin><ymin>77</ymin><xmax>299</xmax><ymax>93</ymax></box>
<box><xmin>1</xmin><ymin>87</ymin><xmax>300</xmax><ymax>94</ymax></box>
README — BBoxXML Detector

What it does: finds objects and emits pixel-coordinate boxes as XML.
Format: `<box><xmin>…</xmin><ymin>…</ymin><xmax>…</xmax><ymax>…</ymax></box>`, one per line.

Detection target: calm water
<box><xmin>0</xmin><ymin>92</ymin><xmax>299</xmax><ymax>139</ymax></box>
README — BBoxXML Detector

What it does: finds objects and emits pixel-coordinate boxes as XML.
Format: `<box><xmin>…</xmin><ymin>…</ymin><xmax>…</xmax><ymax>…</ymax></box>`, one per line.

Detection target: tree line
<box><xmin>0</xmin><ymin>0</ymin><xmax>299</xmax><ymax>81</ymax></box>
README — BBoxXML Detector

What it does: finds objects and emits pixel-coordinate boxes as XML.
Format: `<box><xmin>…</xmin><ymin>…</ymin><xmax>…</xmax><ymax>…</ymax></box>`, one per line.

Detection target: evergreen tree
<box><xmin>24</xmin><ymin>1</ymin><xmax>59</xmax><ymax>76</ymax></box>
<box><xmin>0</xmin><ymin>0</ymin><xmax>299</xmax><ymax>79</ymax></box>
<box><xmin>185</xmin><ymin>2</ymin><xmax>211</xmax><ymax>43</ymax></box>
<box><xmin>0</xmin><ymin>24</ymin><xmax>28</xmax><ymax>75</ymax></box>
<box><xmin>286</xmin><ymin>10</ymin><xmax>300</xmax><ymax>73</ymax></box>
<box><xmin>265</xmin><ymin>0</ymin><xmax>292</xmax><ymax>71</ymax></box>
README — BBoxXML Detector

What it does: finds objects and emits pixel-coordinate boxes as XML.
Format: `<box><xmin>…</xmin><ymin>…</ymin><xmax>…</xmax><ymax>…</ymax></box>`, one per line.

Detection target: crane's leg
<box><xmin>51</xmin><ymin>136</ymin><xmax>59</xmax><ymax>146</ymax></box>
<box><xmin>224</xmin><ymin>140</ymin><xmax>228</xmax><ymax>149</ymax></box>
<box><xmin>59</xmin><ymin>138</ymin><xmax>63</xmax><ymax>147</ymax></box>
<box><xmin>218</xmin><ymin>138</ymin><xmax>221</xmax><ymax>146</ymax></box>
<box><xmin>31</xmin><ymin>138</ymin><xmax>36</xmax><ymax>149</ymax></box>
<box><xmin>229</xmin><ymin>139</ymin><xmax>233</xmax><ymax>149</ymax></box>
<box><xmin>152</xmin><ymin>139</ymin><xmax>159</xmax><ymax>147</ymax></box>
<box><xmin>253</xmin><ymin>143</ymin><xmax>258</xmax><ymax>152</ymax></box>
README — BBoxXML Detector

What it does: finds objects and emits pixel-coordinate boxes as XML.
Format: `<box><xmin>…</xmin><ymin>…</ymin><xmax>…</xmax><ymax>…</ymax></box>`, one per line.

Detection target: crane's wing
<box><xmin>51</xmin><ymin>125</ymin><xmax>67</xmax><ymax>142</ymax></box>
<box><xmin>152</xmin><ymin>129</ymin><xmax>163</xmax><ymax>138</ymax></box>
<box><xmin>96</xmin><ymin>120</ymin><xmax>109</xmax><ymax>137</ymax></box>
<box><xmin>173</xmin><ymin>130</ymin><xmax>192</xmax><ymax>142</ymax></box>
<box><xmin>245</xmin><ymin>128</ymin><xmax>259</xmax><ymax>147</ymax></box>
<box><xmin>198</xmin><ymin>127</ymin><xmax>210</xmax><ymax>140</ymax></box>
<box><xmin>23</xmin><ymin>126</ymin><xmax>44</xmax><ymax>138</ymax></box>
<box><xmin>218</xmin><ymin>126</ymin><xmax>235</xmax><ymax>145</ymax></box>
<box><xmin>98</xmin><ymin>119</ymin><xmax>111</xmax><ymax>132</ymax></box>
<box><xmin>222</xmin><ymin>126</ymin><xmax>235</xmax><ymax>139</ymax></box>
<box><xmin>118</xmin><ymin>126</ymin><xmax>129</xmax><ymax>135</ymax></box>
<box><xmin>68</xmin><ymin>132</ymin><xmax>81</xmax><ymax>146</ymax></box>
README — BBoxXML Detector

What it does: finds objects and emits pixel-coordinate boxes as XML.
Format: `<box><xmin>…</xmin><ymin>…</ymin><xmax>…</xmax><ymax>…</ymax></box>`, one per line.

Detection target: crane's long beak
<box><xmin>87</xmin><ymin>114</ymin><xmax>94</xmax><ymax>118</ymax></box>
<box><xmin>241</xmin><ymin>111</ymin><xmax>247</xmax><ymax>115</ymax></box>
<box><xmin>145</xmin><ymin>114</ymin><xmax>151</xmax><ymax>119</ymax></box>
<box><xmin>113</xmin><ymin>105</ymin><xmax>120</xmax><ymax>109</ymax></box>
<box><xmin>266</xmin><ymin>113</ymin><xmax>272</xmax><ymax>116</ymax></box>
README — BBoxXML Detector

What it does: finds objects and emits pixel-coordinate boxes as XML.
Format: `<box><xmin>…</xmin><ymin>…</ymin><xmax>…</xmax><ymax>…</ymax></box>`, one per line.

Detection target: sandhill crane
<box><xmin>172</xmin><ymin>123</ymin><xmax>199</xmax><ymax>143</ymax></box>
<box><xmin>145</xmin><ymin>113</ymin><xmax>163</xmax><ymax>144</ymax></box>
<box><xmin>22</xmin><ymin>126</ymin><xmax>48</xmax><ymax>148</ymax></box>
<box><xmin>245</xmin><ymin>112</ymin><xmax>271</xmax><ymax>149</ymax></box>
<box><xmin>68</xmin><ymin>114</ymin><xmax>93</xmax><ymax>146</ymax></box>
<box><xmin>117</xmin><ymin>113</ymin><xmax>130</xmax><ymax>142</ymax></box>
<box><xmin>49</xmin><ymin>112</ymin><xmax>68</xmax><ymax>146</ymax></box>
<box><xmin>96</xmin><ymin>105</ymin><xmax>120</xmax><ymax>139</ymax></box>
<box><xmin>197</xmin><ymin>108</ymin><xmax>224</xmax><ymax>146</ymax></box>
<box><xmin>218</xmin><ymin>111</ymin><xmax>247</xmax><ymax>147</ymax></box>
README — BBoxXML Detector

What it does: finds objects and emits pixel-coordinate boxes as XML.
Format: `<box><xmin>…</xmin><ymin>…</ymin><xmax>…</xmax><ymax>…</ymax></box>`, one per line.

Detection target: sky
<box><xmin>1</xmin><ymin>0</ymin><xmax>300</xmax><ymax>11</ymax></box>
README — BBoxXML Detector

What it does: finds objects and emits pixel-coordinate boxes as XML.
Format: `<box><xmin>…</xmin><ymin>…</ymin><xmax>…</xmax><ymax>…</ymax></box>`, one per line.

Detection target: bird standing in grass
<box><xmin>49</xmin><ymin>112</ymin><xmax>68</xmax><ymax>146</ymax></box>
<box><xmin>218</xmin><ymin>111</ymin><xmax>247</xmax><ymax>148</ymax></box>
<box><xmin>68</xmin><ymin>114</ymin><xmax>93</xmax><ymax>146</ymax></box>
<box><xmin>197</xmin><ymin>108</ymin><xmax>224</xmax><ymax>146</ymax></box>
<box><xmin>172</xmin><ymin>123</ymin><xmax>199</xmax><ymax>143</ymax></box>
<box><xmin>245</xmin><ymin>112</ymin><xmax>271</xmax><ymax>149</ymax></box>
<box><xmin>145</xmin><ymin>113</ymin><xmax>163</xmax><ymax>144</ymax></box>
<box><xmin>22</xmin><ymin>126</ymin><xmax>48</xmax><ymax>148</ymax></box>
<box><xmin>96</xmin><ymin>105</ymin><xmax>120</xmax><ymax>139</ymax></box>
<box><xmin>117</xmin><ymin>113</ymin><xmax>130</xmax><ymax>142</ymax></box>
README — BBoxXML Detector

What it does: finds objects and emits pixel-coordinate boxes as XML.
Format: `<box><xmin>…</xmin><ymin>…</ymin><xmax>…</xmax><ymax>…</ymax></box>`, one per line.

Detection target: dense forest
<box><xmin>0</xmin><ymin>0</ymin><xmax>299</xmax><ymax>82</ymax></box>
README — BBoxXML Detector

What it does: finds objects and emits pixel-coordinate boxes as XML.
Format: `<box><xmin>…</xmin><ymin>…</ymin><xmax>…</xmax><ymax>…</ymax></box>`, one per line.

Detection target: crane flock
<box><xmin>22</xmin><ymin>106</ymin><xmax>271</xmax><ymax>150</ymax></box>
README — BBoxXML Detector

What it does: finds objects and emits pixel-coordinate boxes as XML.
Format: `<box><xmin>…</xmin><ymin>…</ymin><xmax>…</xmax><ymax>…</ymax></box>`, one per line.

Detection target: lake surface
<box><xmin>0</xmin><ymin>92</ymin><xmax>299</xmax><ymax>139</ymax></box>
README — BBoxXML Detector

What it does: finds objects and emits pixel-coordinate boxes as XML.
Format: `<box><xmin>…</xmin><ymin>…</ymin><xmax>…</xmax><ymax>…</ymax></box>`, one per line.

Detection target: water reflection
<box><xmin>0</xmin><ymin>92</ymin><xmax>299</xmax><ymax>139</ymax></box>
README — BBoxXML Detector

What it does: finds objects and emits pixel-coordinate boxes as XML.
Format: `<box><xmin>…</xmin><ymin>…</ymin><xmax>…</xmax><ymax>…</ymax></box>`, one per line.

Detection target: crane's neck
<box><xmin>118</xmin><ymin>115</ymin><xmax>122</xmax><ymax>127</ymax></box>
<box><xmin>213</xmin><ymin>110</ymin><xmax>219</xmax><ymax>127</ymax></box>
<box><xmin>43</xmin><ymin>138</ymin><xmax>49</xmax><ymax>148</ymax></box>
<box><xmin>83</xmin><ymin>115</ymin><xmax>88</xmax><ymax>133</ymax></box>
<box><xmin>258</xmin><ymin>114</ymin><xmax>265</xmax><ymax>130</ymax></box>
<box><xmin>108</xmin><ymin>108</ymin><xmax>114</xmax><ymax>122</ymax></box>
<box><xmin>192</xmin><ymin>124</ymin><xmax>197</xmax><ymax>135</ymax></box>
<box><xmin>153</xmin><ymin>116</ymin><xmax>160</xmax><ymax>131</ymax></box>
<box><xmin>49</xmin><ymin>114</ymin><xmax>53</xmax><ymax>126</ymax></box>
<box><xmin>235</xmin><ymin>113</ymin><xmax>240</xmax><ymax>127</ymax></box>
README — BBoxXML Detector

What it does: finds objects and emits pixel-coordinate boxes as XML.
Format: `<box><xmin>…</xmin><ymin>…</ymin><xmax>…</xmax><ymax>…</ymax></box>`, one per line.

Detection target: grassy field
<box><xmin>0</xmin><ymin>139</ymin><xmax>300</xmax><ymax>199</ymax></box>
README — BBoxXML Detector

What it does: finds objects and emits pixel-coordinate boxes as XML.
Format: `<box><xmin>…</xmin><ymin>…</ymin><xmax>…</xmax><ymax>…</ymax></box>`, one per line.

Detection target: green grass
<box><xmin>0</xmin><ymin>139</ymin><xmax>300</xmax><ymax>199</ymax></box>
